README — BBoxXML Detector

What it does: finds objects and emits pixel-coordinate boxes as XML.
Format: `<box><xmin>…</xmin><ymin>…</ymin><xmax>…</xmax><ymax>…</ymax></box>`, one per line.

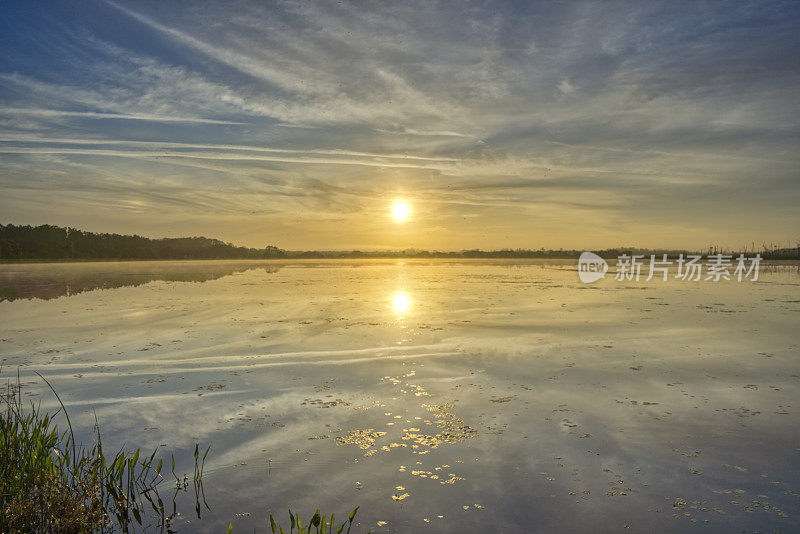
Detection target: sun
<box><xmin>391</xmin><ymin>200</ymin><xmax>412</xmax><ymax>222</ymax></box>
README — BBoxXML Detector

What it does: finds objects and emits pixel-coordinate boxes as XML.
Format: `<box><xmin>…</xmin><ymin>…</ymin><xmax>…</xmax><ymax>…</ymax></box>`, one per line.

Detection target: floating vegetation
<box><xmin>193</xmin><ymin>381</ymin><xmax>227</xmax><ymax>393</ymax></box>
<box><xmin>665</xmin><ymin>486</ymin><xmax>791</xmax><ymax>525</ymax></box>
<box><xmin>407</xmin><ymin>403</ymin><xmax>477</xmax><ymax>450</ymax></box>
<box><xmin>313</xmin><ymin>378</ymin><xmax>337</xmax><ymax>392</ymax></box>
<box><xmin>302</xmin><ymin>398</ymin><xmax>351</xmax><ymax>408</ymax></box>
<box><xmin>560</xmin><ymin>418</ymin><xmax>578</xmax><ymax>429</ymax></box>
<box><xmin>336</xmin><ymin>398</ymin><xmax>476</xmax><ymax>460</ymax></box>
<box><xmin>335</xmin><ymin>429</ymin><xmax>387</xmax><ymax>454</ymax></box>
<box><xmin>404</xmin><ymin>384</ymin><xmax>430</xmax><ymax>397</ymax></box>
<box><xmin>352</xmin><ymin>400</ymin><xmax>385</xmax><ymax>411</ymax></box>
<box><xmin>722</xmin><ymin>464</ymin><xmax>748</xmax><ymax>472</ymax></box>
<box><xmin>405</xmin><ymin>464</ymin><xmax>465</xmax><ymax>486</ymax></box>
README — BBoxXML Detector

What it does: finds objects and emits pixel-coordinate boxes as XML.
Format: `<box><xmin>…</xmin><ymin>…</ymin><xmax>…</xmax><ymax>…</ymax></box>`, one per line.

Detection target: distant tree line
<box><xmin>0</xmin><ymin>224</ymin><xmax>273</xmax><ymax>260</ymax></box>
<box><xmin>1</xmin><ymin>224</ymin><xmax>797</xmax><ymax>261</ymax></box>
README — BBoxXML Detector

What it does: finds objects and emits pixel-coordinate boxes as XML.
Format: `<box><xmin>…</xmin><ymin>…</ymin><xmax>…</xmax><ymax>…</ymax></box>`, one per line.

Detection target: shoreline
<box><xmin>2</xmin><ymin>257</ymin><xmax>800</xmax><ymax>265</ymax></box>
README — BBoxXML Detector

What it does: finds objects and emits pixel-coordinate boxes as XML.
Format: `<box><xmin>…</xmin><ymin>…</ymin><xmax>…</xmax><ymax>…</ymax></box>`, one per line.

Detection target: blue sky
<box><xmin>1</xmin><ymin>0</ymin><xmax>798</xmax><ymax>250</ymax></box>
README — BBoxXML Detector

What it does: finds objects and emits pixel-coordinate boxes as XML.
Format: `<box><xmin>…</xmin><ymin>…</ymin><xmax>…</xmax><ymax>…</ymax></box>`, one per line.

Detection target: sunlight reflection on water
<box><xmin>391</xmin><ymin>289</ymin><xmax>412</xmax><ymax>318</ymax></box>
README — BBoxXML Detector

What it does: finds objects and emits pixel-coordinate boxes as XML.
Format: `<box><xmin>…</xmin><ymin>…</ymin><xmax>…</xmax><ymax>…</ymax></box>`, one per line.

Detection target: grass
<box><xmin>0</xmin><ymin>371</ymin><xmax>207</xmax><ymax>533</ymax></box>
<box><xmin>261</xmin><ymin>506</ymin><xmax>361</xmax><ymax>534</ymax></box>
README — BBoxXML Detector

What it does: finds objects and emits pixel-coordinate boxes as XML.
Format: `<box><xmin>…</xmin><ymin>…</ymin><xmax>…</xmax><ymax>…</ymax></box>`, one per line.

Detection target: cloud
<box><xmin>558</xmin><ymin>79</ymin><xmax>575</xmax><ymax>95</ymax></box>
<box><xmin>0</xmin><ymin>107</ymin><xmax>243</xmax><ymax>125</ymax></box>
<box><xmin>0</xmin><ymin>0</ymin><xmax>798</xmax><ymax>248</ymax></box>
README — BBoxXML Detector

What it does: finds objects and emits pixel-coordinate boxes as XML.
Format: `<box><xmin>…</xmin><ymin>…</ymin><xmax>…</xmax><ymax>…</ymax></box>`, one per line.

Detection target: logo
<box><xmin>578</xmin><ymin>251</ymin><xmax>608</xmax><ymax>283</ymax></box>
<box><xmin>577</xmin><ymin>252</ymin><xmax>762</xmax><ymax>283</ymax></box>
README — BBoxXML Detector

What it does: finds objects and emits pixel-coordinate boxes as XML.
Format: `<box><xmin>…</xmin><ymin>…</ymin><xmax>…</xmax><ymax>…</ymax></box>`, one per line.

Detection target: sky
<box><xmin>1</xmin><ymin>0</ymin><xmax>798</xmax><ymax>251</ymax></box>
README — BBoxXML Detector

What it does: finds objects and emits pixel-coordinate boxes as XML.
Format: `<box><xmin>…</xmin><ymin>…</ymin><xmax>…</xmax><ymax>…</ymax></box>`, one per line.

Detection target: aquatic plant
<box><xmin>258</xmin><ymin>506</ymin><xmax>361</xmax><ymax>534</ymax></box>
<box><xmin>0</xmin><ymin>371</ymin><xmax>207</xmax><ymax>533</ymax></box>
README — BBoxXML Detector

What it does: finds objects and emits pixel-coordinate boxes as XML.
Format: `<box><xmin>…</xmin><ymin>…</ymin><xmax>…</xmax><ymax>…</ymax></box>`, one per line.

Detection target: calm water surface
<box><xmin>1</xmin><ymin>260</ymin><xmax>799</xmax><ymax>533</ymax></box>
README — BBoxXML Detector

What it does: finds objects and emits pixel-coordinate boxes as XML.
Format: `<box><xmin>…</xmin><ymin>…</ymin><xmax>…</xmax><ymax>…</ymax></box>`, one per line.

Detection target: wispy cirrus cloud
<box><xmin>0</xmin><ymin>107</ymin><xmax>244</xmax><ymax>125</ymax></box>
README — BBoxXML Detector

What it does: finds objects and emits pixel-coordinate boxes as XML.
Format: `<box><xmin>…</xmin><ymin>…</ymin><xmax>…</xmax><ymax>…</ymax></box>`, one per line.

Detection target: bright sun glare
<box><xmin>391</xmin><ymin>200</ymin><xmax>411</xmax><ymax>222</ymax></box>
<box><xmin>392</xmin><ymin>290</ymin><xmax>412</xmax><ymax>316</ymax></box>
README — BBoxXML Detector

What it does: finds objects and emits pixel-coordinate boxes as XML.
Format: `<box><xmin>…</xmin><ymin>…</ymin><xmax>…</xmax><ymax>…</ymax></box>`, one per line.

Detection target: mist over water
<box><xmin>1</xmin><ymin>259</ymin><xmax>799</xmax><ymax>532</ymax></box>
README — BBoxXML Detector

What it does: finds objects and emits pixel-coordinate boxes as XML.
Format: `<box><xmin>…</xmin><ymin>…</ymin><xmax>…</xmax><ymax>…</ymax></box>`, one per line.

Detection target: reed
<box><xmin>0</xmin><ymin>371</ymin><xmax>207</xmax><ymax>533</ymax></box>
<box><xmin>261</xmin><ymin>506</ymin><xmax>362</xmax><ymax>534</ymax></box>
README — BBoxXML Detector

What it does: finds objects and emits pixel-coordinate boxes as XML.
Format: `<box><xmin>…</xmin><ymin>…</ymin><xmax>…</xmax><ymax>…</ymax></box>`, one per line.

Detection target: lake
<box><xmin>1</xmin><ymin>259</ymin><xmax>799</xmax><ymax>533</ymax></box>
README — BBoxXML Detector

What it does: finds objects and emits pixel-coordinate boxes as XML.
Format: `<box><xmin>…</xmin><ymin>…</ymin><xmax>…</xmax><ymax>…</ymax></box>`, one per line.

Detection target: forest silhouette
<box><xmin>1</xmin><ymin>224</ymin><xmax>797</xmax><ymax>261</ymax></box>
